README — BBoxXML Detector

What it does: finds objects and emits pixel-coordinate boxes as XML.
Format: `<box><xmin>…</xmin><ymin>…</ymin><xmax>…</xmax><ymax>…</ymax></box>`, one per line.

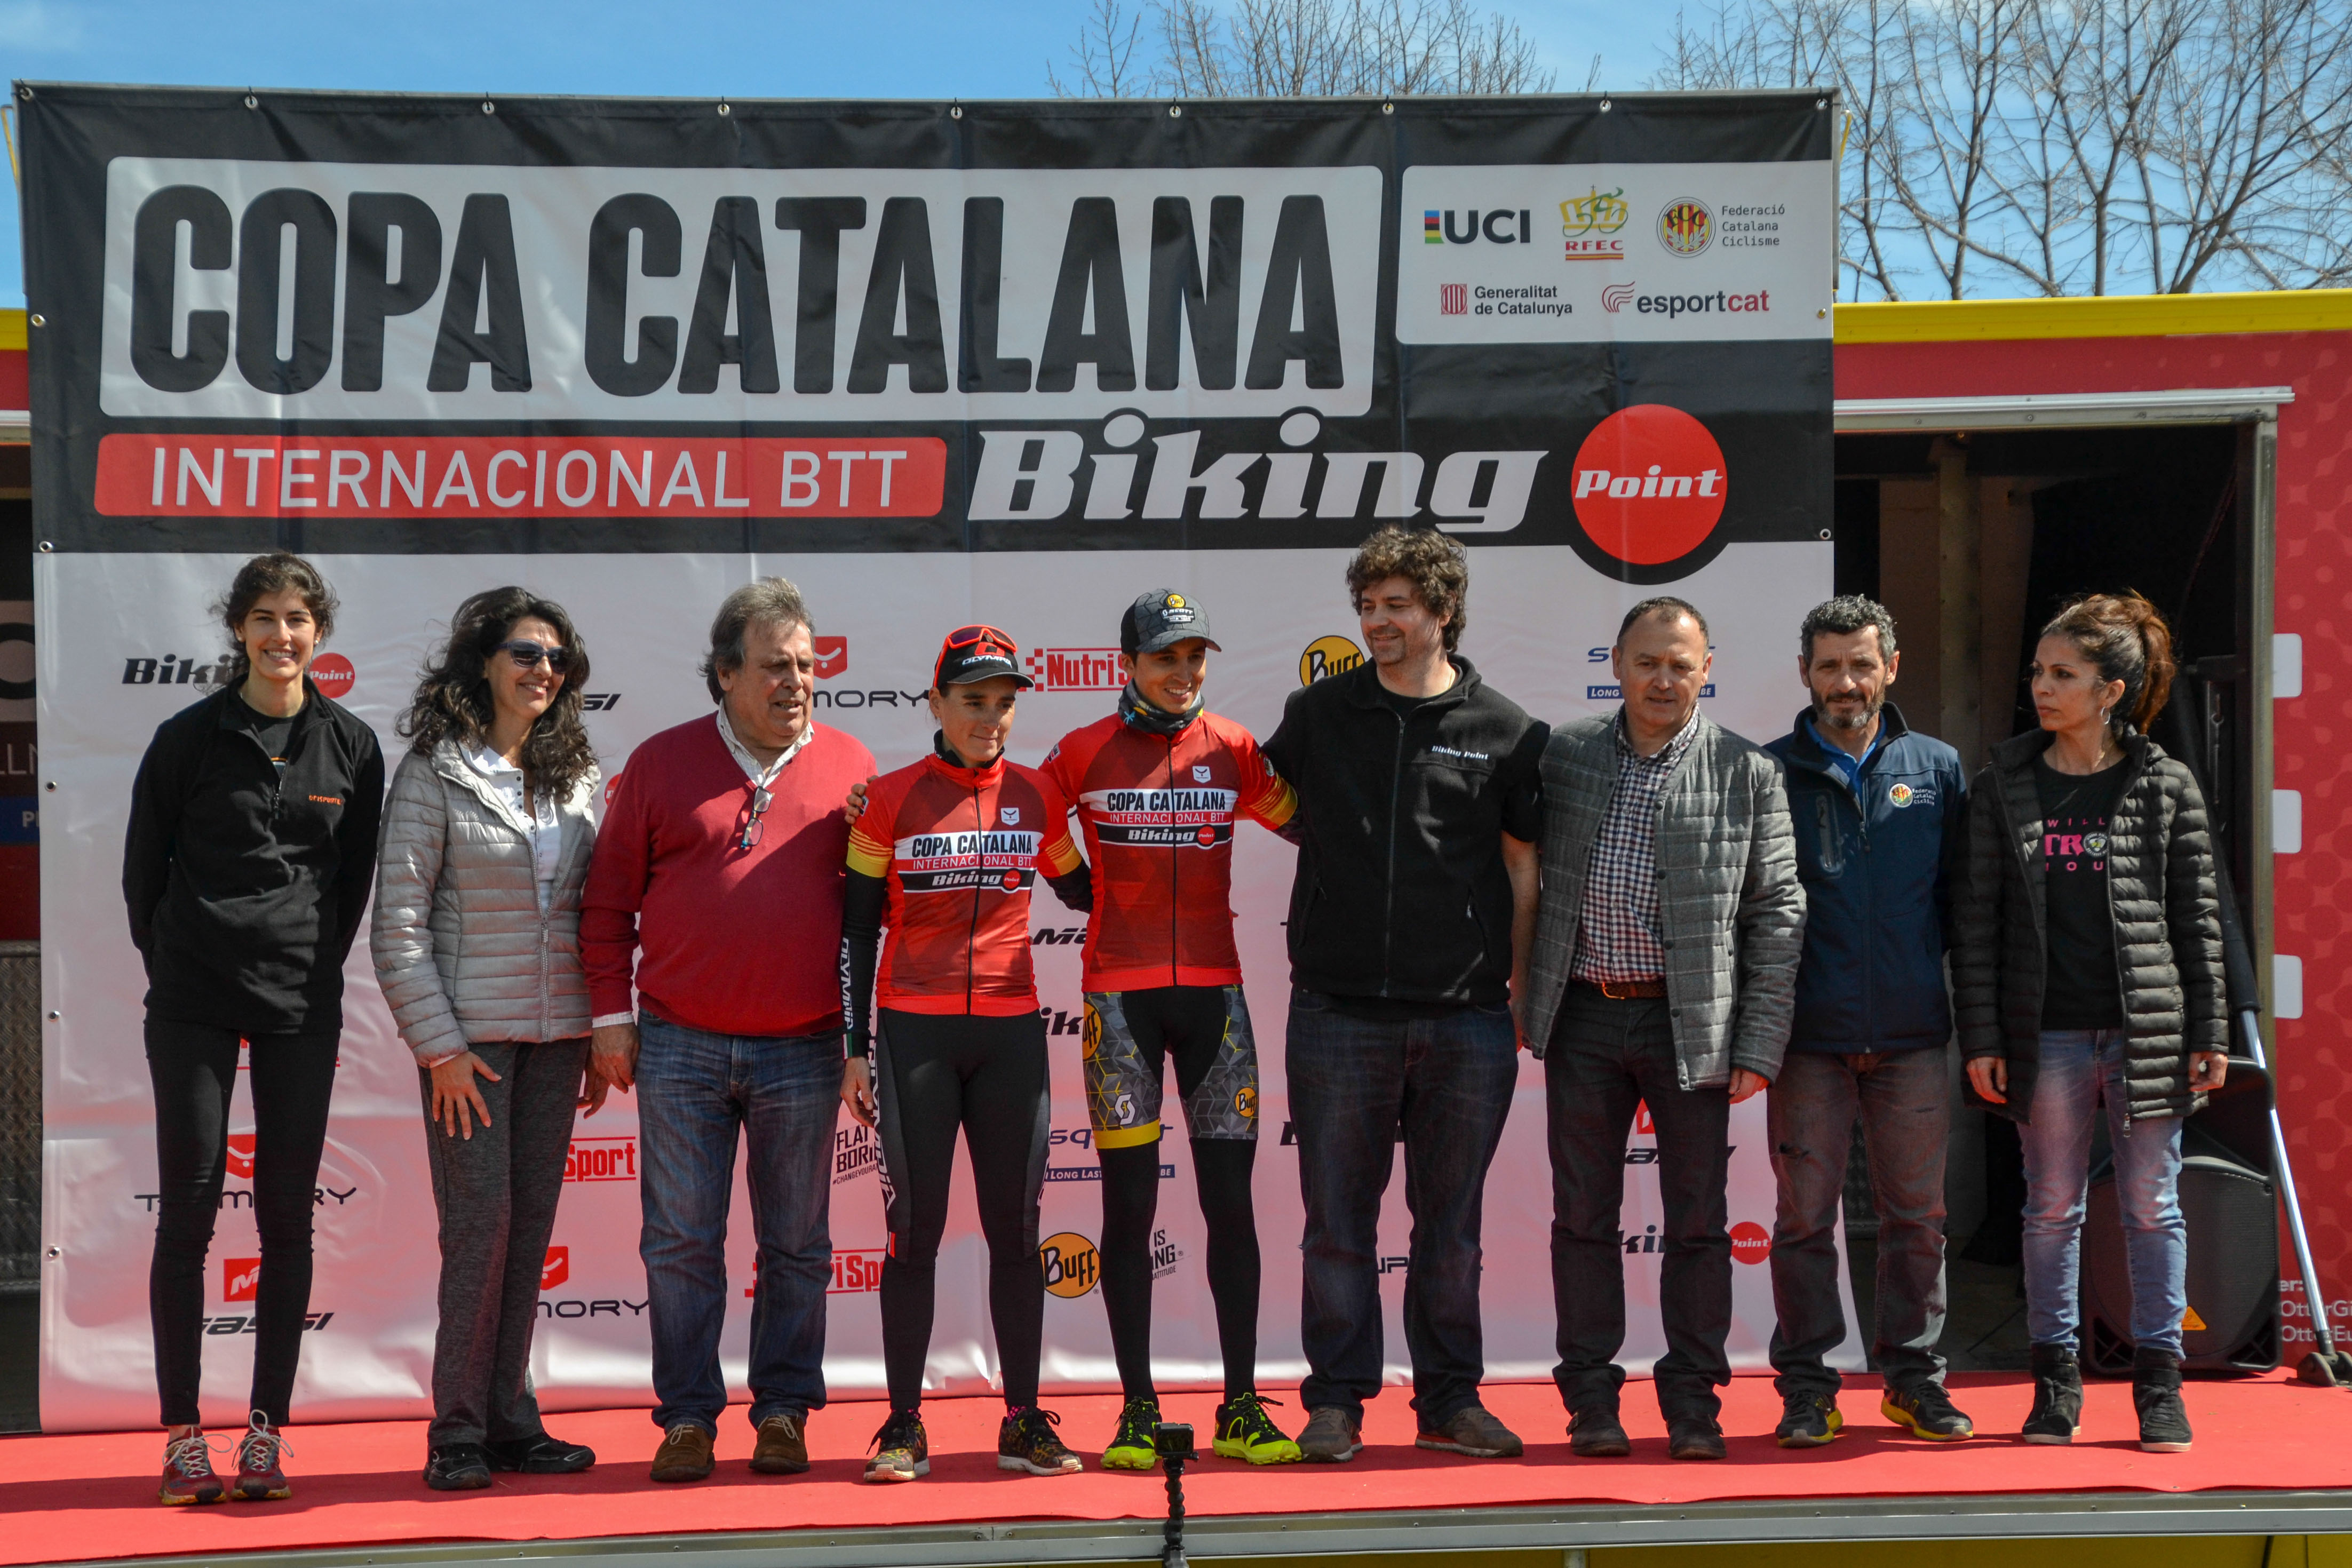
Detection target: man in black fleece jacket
<box><xmin>1261</xmin><ymin>527</ymin><xmax>1545</xmax><ymax>1466</ymax></box>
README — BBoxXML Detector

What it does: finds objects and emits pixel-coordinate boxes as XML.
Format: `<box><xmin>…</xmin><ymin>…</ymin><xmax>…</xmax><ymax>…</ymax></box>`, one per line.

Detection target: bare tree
<box><xmin>1657</xmin><ymin>0</ymin><xmax>2352</xmax><ymax>298</ymax></box>
<box><xmin>1051</xmin><ymin>0</ymin><xmax>1559</xmax><ymax>99</ymax></box>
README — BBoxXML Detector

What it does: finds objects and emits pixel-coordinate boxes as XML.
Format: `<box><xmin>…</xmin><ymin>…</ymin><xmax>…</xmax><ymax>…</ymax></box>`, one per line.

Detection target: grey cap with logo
<box><xmin>1120</xmin><ymin>590</ymin><xmax>1223</xmax><ymax>657</ymax></box>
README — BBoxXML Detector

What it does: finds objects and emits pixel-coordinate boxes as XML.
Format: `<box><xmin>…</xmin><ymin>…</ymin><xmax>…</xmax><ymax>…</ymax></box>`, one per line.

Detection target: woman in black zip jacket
<box><xmin>1952</xmin><ymin>592</ymin><xmax>2224</xmax><ymax>1456</ymax></box>
<box><xmin>122</xmin><ymin>553</ymin><xmax>384</xmax><ymax>1507</ymax></box>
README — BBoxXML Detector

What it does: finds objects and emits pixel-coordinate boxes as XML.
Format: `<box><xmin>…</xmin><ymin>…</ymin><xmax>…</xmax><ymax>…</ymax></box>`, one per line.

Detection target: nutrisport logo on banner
<box><xmin>22</xmin><ymin>85</ymin><xmax>1844</xmax><ymax>1428</ymax></box>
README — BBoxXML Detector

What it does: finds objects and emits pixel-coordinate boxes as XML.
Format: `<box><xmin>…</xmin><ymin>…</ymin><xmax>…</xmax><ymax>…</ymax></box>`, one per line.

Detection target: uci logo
<box><xmin>1889</xmin><ymin>783</ymin><xmax>1914</xmax><ymax>808</ymax></box>
<box><xmin>1039</xmin><ymin>1231</ymin><xmax>1102</xmax><ymax>1298</ymax></box>
<box><xmin>1299</xmin><ymin>635</ymin><xmax>1365</xmax><ymax>686</ymax></box>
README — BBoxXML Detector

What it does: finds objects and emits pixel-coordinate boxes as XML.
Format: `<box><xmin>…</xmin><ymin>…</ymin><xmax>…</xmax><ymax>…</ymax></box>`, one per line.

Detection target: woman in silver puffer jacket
<box><xmin>372</xmin><ymin>587</ymin><xmax>603</xmax><ymax>1492</ymax></box>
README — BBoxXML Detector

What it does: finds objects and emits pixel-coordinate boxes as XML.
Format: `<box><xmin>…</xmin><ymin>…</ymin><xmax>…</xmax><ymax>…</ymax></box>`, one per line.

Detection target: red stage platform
<box><xmin>9</xmin><ymin>1373</ymin><xmax>2352</xmax><ymax>1567</ymax></box>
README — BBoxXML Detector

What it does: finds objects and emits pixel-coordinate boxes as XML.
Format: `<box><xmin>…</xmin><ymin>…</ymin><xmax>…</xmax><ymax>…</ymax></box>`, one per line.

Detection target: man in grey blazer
<box><xmin>1522</xmin><ymin>597</ymin><xmax>1803</xmax><ymax>1461</ymax></box>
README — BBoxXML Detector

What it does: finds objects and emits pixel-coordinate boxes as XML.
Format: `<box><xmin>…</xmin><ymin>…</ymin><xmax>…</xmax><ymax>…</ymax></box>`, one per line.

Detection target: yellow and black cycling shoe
<box><xmin>1882</xmin><ymin>1383</ymin><xmax>1975</xmax><ymax>1441</ymax></box>
<box><xmin>1102</xmin><ymin>1397</ymin><xmax>1161</xmax><ymax>1471</ymax></box>
<box><xmin>1775</xmin><ymin>1390</ymin><xmax>1844</xmax><ymax>1447</ymax></box>
<box><xmin>1213</xmin><ymin>1392</ymin><xmax>1304</xmax><ymax>1464</ymax></box>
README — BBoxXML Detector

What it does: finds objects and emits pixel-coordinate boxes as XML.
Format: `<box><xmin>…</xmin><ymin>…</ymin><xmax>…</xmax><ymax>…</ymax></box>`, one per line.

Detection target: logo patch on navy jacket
<box><xmin>1889</xmin><ymin>783</ymin><xmax>1934</xmax><ymax>808</ymax></box>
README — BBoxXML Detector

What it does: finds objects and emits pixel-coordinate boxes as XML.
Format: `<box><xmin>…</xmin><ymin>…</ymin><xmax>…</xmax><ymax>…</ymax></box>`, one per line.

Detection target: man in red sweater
<box><xmin>581</xmin><ymin>578</ymin><xmax>875</xmax><ymax>1485</ymax></box>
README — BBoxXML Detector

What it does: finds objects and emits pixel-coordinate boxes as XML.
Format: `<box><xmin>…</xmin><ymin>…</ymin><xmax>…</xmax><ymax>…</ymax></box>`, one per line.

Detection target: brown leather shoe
<box><xmin>649</xmin><ymin>1422</ymin><xmax>715</xmax><ymax>1483</ymax></box>
<box><xmin>750</xmin><ymin>1412</ymin><xmax>809</xmax><ymax>1475</ymax></box>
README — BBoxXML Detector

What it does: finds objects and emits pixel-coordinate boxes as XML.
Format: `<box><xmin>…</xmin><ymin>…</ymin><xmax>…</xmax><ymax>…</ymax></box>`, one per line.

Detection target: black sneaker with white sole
<box><xmin>1775</xmin><ymin>1390</ymin><xmax>1843</xmax><ymax>1448</ymax></box>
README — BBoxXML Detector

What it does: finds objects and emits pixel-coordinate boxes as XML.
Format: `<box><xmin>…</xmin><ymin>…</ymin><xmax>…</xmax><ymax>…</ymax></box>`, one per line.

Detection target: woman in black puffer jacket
<box><xmin>1952</xmin><ymin>592</ymin><xmax>2225</xmax><ymax>1455</ymax></box>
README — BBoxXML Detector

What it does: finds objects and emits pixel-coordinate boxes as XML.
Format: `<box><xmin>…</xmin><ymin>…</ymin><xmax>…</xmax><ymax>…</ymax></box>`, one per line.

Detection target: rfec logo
<box><xmin>1299</xmin><ymin>635</ymin><xmax>1364</xmax><ymax>686</ymax></box>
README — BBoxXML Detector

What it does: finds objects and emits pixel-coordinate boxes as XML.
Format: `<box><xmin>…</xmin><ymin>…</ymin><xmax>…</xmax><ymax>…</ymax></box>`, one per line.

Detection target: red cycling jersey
<box><xmin>847</xmin><ymin>750</ymin><xmax>1083</xmax><ymax>1016</ymax></box>
<box><xmin>1042</xmin><ymin>710</ymin><xmax>1297</xmax><ymax>993</ymax></box>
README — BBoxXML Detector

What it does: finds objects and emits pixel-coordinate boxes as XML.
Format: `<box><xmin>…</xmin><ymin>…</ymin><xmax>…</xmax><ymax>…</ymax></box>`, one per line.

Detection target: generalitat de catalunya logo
<box><xmin>1570</xmin><ymin>405</ymin><xmax>1728</xmax><ymax>568</ymax></box>
<box><xmin>1299</xmin><ymin>635</ymin><xmax>1365</xmax><ymax>686</ymax></box>
<box><xmin>1040</xmin><ymin>1231</ymin><xmax>1102</xmax><ymax>1298</ymax></box>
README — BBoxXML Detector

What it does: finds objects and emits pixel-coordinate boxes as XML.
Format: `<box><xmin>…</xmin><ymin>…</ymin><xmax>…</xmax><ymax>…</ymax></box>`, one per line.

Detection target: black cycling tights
<box><xmin>873</xmin><ymin>1009</ymin><xmax>1050</xmax><ymax>1412</ymax></box>
<box><xmin>1101</xmin><ymin>1139</ymin><xmax>1258</xmax><ymax>1401</ymax></box>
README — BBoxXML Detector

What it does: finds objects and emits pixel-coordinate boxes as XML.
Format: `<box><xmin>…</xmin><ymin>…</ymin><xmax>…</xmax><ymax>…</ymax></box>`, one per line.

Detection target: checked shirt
<box><xmin>1570</xmin><ymin>707</ymin><xmax>1702</xmax><ymax>985</ymax></box>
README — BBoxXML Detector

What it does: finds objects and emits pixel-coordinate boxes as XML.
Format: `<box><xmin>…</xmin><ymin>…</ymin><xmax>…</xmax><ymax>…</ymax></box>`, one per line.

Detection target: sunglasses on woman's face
<box><xmin>495</xmin><ymin>640</ymin><xmax>572</xmax><ymax>673</ymax></box>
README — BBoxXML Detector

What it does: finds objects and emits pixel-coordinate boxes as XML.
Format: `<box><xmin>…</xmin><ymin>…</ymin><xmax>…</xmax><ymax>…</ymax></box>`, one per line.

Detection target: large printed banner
<box><xmin>21</xmin><ymin>85</ymin><xmax>1855</xmax><ymax>1430</ymax></box>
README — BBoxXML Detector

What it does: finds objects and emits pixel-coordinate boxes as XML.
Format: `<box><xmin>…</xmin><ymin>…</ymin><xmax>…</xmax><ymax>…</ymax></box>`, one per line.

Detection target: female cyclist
<box><xmin>838</xmin><ymin>625</ymin><xmax>1095</xmax><ymax>1482</ymax></box>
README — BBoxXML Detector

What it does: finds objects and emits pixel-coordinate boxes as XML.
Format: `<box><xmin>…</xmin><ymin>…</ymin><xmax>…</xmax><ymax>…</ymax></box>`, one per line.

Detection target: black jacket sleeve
<box><xmin>1936</xmin><ymin>752</ymin><xmax>1969</xmax><ymax>951</ymax></box>
<box><xmin>331</xmin><ymin>727</ymin><xmax>387</xmax><ymax>962</ymax></box>
<box><xmin>839</xmin><ymin>868</ymin><xmax>886</xmax><ymax>1058</ymax></box>
<box><xmin>122</xmin><ymin>718</ymin><xmax>192</xmax><ymax>961</ymax></box>
<box><xmin>1950</xmin><ymin>763</ymin><xmax>2007</xmax><ymax>1061</ymax></box>
<box><xmin>1046</xmin><ymin>864</ymin><xmax>1093</xmax><ymax>914</ymax></box>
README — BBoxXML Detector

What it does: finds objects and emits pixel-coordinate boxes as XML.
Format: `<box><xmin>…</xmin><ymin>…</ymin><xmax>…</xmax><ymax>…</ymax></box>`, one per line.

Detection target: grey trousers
<box><xmin>420</xmin><ymin>1037</ymin><xmax>589</xmax><ymax>1446</ymax></box>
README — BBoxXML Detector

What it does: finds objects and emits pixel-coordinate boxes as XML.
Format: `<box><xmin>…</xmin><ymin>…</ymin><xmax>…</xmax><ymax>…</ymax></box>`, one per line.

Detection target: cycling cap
<box><xmin>1120</xmin><ymin>590</ymin><xmax>1221</xmax><ymax>657</ymax></box>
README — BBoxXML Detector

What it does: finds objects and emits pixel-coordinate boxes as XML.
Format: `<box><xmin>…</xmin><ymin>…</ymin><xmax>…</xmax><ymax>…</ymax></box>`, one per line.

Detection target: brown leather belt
<box><xmin>1576</xmin><ymin>977</ymin><xmax>1668</xmax><ymax>1000</ymax></box>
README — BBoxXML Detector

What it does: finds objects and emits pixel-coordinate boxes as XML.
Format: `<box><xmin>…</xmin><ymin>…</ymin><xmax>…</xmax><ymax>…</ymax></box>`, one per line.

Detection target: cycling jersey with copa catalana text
<box><xmin>846</xmin><ymin>751</ymin><xmax>1083</xmax><ymax>1015</ymax></box>
<box><xmin>1043</xmin><ymin>711</ymin><xmax>1297</xmax><ymax>992</ymax></box>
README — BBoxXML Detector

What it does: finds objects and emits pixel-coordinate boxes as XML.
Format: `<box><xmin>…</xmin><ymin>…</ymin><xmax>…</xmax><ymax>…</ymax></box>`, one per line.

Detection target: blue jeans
<box><xmin>1767</xmin><ymin>1045</ymin><xmax>1950</xmax><ymax>1397</ymax></box>
<box><xmin>1285</xmin><ymin>988</ymin><xmax>1517</xmax><ymax>1427</ymax></box>
<box><xmin>2020</xmin><ymin>1028</ymin><xmax>2187</xmax><ymax>1357</ymax></box>
<box><xmin>635</xmin><ymin>1015</ymin><xmax>839</xmax><ymax>1434</ymax></box>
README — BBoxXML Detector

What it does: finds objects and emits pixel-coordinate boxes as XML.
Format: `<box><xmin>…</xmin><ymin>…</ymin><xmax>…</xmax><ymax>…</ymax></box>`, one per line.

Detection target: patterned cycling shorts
<box><xmin>1080</xmin><ymin>985</ymin><xmax>1259</xmax><ymax>1148</ymax></box>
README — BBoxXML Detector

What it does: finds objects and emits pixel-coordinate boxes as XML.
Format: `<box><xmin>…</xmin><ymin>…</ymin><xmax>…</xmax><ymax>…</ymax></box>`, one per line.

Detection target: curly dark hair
<box><xmin>213</xmin><ymin>552</ymin><xmax>339</xmax><ymax>683</ymax></box>
<box><xmin>396</xmin><ymin>587</ymin><xmax>598</xmax><ymax>805</ymax></box>
<box><xmin>1344</xmin><ymin>526</ymin><xmax>1469</xmax><ymax>653</ymax></box>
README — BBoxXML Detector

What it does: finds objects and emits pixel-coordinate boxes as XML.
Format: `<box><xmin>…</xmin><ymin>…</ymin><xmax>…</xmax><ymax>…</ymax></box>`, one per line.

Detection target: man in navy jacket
<box><xmin>1762</xmin><ymin>596</ymin><xmax>1972</xmax><ymax>1448</ymax></box>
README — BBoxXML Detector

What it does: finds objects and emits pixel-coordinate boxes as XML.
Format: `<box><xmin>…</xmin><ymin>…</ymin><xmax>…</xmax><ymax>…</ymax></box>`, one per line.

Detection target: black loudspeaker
<box><xmin>2081</xmin><ymin>1063</ymin><xmax>2280</xmax><ymax>1375</ymax></box>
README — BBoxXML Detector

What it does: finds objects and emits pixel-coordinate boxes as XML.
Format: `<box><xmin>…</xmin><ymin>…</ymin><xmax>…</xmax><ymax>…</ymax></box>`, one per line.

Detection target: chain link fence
<box><xmin>0</xmin><ymin>942</ymin><xmax>37</xmax><ymax>1293</ymax></box>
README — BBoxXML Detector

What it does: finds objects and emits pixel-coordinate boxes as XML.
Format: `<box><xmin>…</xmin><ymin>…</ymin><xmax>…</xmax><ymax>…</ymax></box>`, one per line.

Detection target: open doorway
<box><xmin>1830</xmin><ymin>416</ymin><xmax>2261</xmax><ymax>1371</ymax></box>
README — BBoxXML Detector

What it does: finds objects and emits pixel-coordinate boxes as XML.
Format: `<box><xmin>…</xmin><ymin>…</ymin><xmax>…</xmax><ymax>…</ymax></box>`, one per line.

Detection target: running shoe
<box><xmin>229</xmin><ymin>1412</ymin><xmax>293</xmax><ymax>1501</ymax></box>
<box><xmin>865</xmin><ymin>1409</ymin><xmax>929</xmax><ymax>1482</ymax></box>
<box><xmin>1882</xmin><ymin>1383</ymin><xmax>1974</xmax><ymax>1441</ymax></box>
<box><xmin>1775</xmin><ymin>1390</ymin><xmax>1844</xmax><ymax>1448</ymax></box>
<box><xmin>1102</xmin><ymin>1397</ymin><xmax>1162</xmax><ymax>1471</ymax></box>
<box><xmin>159</xmin><ymin>1431</ymin><xmax>225</xmax><ymax>1506</ymax></box>
<box><xmin>1213</xmin><ymin>1392</ymin><xmax>1303</xmax><ymax>1464</ymax></box>
<box><xmin>998</xmin><ymin>1405</ymin><xmax>1083</xmax><ymax>1475</ymax></box>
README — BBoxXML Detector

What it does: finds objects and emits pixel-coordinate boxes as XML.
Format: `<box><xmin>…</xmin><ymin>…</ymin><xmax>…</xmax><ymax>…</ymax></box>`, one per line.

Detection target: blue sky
<box><xmin>0</xmin><ymin>0</ymin><xmax>1676</xmax><ymax>306</ymax></box>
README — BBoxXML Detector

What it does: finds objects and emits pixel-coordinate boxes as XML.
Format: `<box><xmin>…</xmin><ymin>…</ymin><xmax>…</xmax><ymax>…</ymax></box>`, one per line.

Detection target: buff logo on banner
<box><xmin>21</xmin><ymin>84</ymin><xmax>1853</xmax><ymax>1429</ymax></box>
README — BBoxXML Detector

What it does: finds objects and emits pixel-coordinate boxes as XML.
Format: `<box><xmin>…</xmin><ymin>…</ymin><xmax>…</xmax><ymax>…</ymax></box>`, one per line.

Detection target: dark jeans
<box><xmin>1285</xmin><ymin>988</ymin><xmax>1517</xmax><ymax>1427</ymax></box>
<box><xmin>145</xmin><ymin>1015</ymin><xmax>339</xmax><ymax>1429</ymax></box>
<box><xmin>1545</xmin><ymin>988</ymin><xmax>1731</xmax><ymax>1420</ymax></box>
<box><xmin>421</xmin><ymin>1037</ymin><xmax>589</xmax><ymax>1446</ymax></box>
<box><xmin>1767</xmin><ymin>1045</ymin><xmax>1951</xmax><ymax>1397</ymax></box>
<box><xmin>635</xmin><ymin>1015</ymin><xmax>837</xmax><ymax>1435</ymax></box>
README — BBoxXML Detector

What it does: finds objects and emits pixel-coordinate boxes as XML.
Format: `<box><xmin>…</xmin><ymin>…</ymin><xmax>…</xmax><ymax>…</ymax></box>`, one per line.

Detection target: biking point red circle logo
<box><xmin>1570</xmin><ymin>404</ymin><xmax>1728</xmax><ymax>567</ymax></box>
<box><xmin>1729</xmin><ymin>1221</ymin><xmax>1771</xmax><ymax>1264</ymax></box>
<box><xmin>309</xmin><ymin>654</ymin><xmax>356</xmax><ymax>698</ymax></box>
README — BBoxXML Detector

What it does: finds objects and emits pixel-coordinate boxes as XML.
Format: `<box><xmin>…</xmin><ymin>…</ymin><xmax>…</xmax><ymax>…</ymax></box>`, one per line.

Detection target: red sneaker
<box><xmin>229</xmin><ymin>1413</ymin><xmax>293</xmax><ymax>1501</ymax></box>
<box><xmin>159</xmin><ymin>1432</ymin><xmax>225</xmax><ymax>1505</ymax></box>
